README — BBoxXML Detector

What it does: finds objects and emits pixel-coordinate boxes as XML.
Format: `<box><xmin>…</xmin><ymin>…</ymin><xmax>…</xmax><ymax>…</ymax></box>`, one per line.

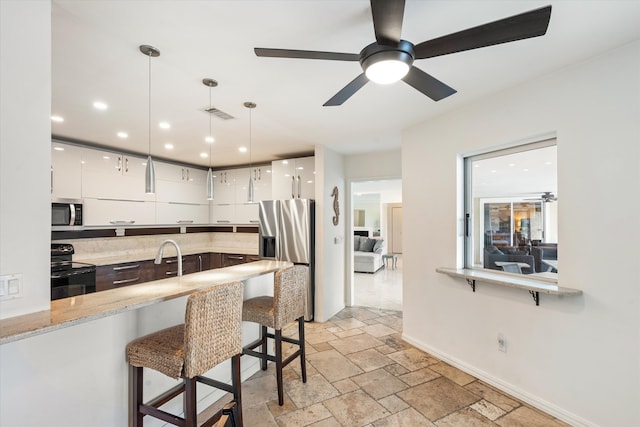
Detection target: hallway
<box><xmin>354</xmin><ymin>255</ymin><xmax>403</xmax><ymax>311</ymax></box>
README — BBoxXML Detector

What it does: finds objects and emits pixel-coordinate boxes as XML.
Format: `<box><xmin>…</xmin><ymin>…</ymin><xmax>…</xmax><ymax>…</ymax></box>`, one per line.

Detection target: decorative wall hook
<box><xmin>331</xmin><ymin>186</ymin><xmax>340</xmax><ymax>226</ymax></box>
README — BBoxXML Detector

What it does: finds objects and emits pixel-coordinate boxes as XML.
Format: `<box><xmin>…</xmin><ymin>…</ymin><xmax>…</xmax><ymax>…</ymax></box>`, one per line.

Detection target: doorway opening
<box><xmin>349</xmin><ymin>179</ymin><xmax>402</xmax><ymax>311</ymax></box>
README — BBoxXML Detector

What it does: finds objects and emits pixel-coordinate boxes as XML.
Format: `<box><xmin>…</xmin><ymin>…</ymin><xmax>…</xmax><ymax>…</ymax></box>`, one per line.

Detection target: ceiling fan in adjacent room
<box><xmin>526</xmin><ymin>192</ymin><xmax>558</xmax><ymax>203</ymax></box>
<box><xmin>254</xmin><ymin>0</ymin><xmax>552</xmax><ymax>106</ymax></box>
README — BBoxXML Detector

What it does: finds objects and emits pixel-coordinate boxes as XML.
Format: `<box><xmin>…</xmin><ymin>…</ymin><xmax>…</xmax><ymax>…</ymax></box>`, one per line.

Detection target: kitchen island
<box><xmin>0</xmin><ymin>260</ymin><xmax>292</xmax><ymax>426</ymax></box>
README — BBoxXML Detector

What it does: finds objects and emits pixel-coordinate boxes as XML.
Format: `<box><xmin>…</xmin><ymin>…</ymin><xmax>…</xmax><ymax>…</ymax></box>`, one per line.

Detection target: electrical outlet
<box><xmin>497</xmin><ymin>333</ymin><xmax>507</xmax><ymax>352</ymax></box>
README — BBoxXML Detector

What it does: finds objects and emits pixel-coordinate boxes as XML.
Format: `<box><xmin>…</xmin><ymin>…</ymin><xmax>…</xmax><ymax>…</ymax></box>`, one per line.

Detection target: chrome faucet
<box><xmin>155</xmin><ymin>239</ymin><xmax>182</xmax><ymax>276</ymax></box>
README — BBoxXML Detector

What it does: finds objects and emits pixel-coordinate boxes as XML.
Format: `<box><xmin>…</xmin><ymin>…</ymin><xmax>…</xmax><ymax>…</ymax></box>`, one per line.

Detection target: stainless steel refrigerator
<box><xmin>259</xmin><ymin>199</ymin><xmax>315</xmax><ymax>320</ymax></box>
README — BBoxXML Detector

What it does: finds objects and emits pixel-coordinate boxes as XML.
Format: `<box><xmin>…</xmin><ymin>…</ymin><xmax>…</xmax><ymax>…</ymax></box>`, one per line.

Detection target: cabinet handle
<box><xmin>216</xmin><ymin>220</ymin><xmax>231</xmax><ymax>223</ymax></box>
<box><xmin>113</xmin><ymin>264</ymin><xmax>140</xmax><ymax>271</ymax></box>
<box><xmin>117</xmin><ymin>156</ymin><xmax>122</xmax><ymax>172</ymax></box>
<box><xmin>253</xmin><ymin>169</ymin><xmax>256</xmax><ymax>180</ymax></box>
<box><xmin>258</xmin><ymin>168</ymin><xmax>261</xmax><ymax>180</ymax></box>
<box><xmin>291</xmin><ymin>176</ymin><xmax>295</xmax><ymax>199</ymax></box>
<box><xmin>298</xmin><ymin>175</ymin><xmax>301</xmax><ymax>198</ymax></box>
<box><xmin>187</xmin><ymin>169</ymin><xmax>190</xmax><ymax>181</ymax></box>
<box><xmin>165</xmin><ymin>257</ymin><xmax>185</xmax><ymax>264</ymax></box>
<box><xmin>176</xmin><ymin>220</ymin><xmax>194</xmax><ymax>224</ymax></box>
<box><xmin>198</xmin><ymin>255</ymin><xmax>202</xmax><ymax>272</ymax></box>
<box><xmin>182</xmin><ymin>168</ymin><xmax>185</xmax><ymax>180</ymax></box>
<box><xmin>165</xmin><ymin>271</ymin><xmax>178</xmax><ymax>276</ymax></box>
<box><xmin>109</xmin><ymin>220</ymin><xmax>136</xmax><ymax>224</ymax></box>
<box><xmin>113</xmin><ymin>277</ymin><xmax>139</xmax><ymax>285</ymax></box>
<box><xmin>249</xmin><ymin>220</ymin><xmax>259</xmax><ymax>223</ymax></box>
<box><xmin>125</xmin><ymin>157</ymin><xmax>129</xmax><ymax>173</ymax></box>
<box><xmin>227</xmin><ymin>255</ymin><xmax>244</xmax><ymax>260</ymax></box>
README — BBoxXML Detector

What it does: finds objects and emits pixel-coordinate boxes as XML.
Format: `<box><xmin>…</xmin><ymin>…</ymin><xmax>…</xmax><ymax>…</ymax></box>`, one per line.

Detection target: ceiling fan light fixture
<box><xmin>362</xmin><ymin>49</ymin><xmax>413</xmax><ymax>85</ymax></box>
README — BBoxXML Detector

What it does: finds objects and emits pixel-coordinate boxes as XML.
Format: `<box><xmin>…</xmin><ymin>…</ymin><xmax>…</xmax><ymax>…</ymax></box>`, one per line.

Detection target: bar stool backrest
<box><xmin>184</xmin><ymin>281</ymin><xmax>244</xmax><ymax>378</ymax></box>
<box><xmin>273</xmin><ymin>265</ymin><xmax>308</xmax><ymax>329</ymax></box>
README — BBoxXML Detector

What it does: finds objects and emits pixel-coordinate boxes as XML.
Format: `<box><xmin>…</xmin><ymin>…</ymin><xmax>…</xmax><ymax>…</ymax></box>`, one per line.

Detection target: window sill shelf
<box><xmin>436</xmin><ymin>267</ymin><xmax>582</xmax><ymax>306</ymax></box>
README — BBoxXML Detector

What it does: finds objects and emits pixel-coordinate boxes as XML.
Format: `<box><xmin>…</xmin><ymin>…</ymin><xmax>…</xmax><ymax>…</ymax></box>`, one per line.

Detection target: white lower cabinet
<box><xmin>83</xmin><ymin>198</ymin><xmax>156</xmax><ymax>226</ymax></box>
<box><xmin>156</xmin><ymin>202</ymin><xmax>209</xmax><ymax>225</ymax></box>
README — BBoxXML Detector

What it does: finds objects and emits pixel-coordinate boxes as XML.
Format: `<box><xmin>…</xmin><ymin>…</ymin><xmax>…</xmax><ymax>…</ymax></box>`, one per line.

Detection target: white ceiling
<box><xmin>51</xmin><ymin>0</ymin><xmax>640</xmax><ymax>169</ymax></box>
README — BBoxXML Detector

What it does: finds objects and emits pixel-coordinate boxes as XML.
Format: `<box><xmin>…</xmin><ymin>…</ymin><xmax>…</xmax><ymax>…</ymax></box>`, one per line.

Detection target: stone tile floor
<box><xmin>222</xmin><ymin>306</ymin><xmax>570</xmax><ymax>426</ymax></box>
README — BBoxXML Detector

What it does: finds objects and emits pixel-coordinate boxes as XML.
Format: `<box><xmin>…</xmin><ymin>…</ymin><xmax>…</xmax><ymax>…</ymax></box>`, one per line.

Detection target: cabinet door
<box><xmin>81</xmin><ymin>148</ymin><xmax>152</xmax><ymax>202</ymax></box>
<box><xmin>210</xmin><ymin>204</ymin><xmax>235</xmax><ymax>224</ymax></box>
<box><xmin>212</xmin><ymin>169</ymin><xmax>236</xmax><ymax>205</ymax></box>
<box><xmin>271</xmin><ymin>159</ymin><xmax>297</xmax><ymax>199</ymax></box>
<box><xmin>156</xmin><ymin>202</ymin><xmax>209</xmax><ymax>225</ymax></box>
<box><xmin>83</xmin><ymin>198</ymin><xmax>156</xmax><ymax>226</ymax></box>
<box><xmin>51</xmin><ymin>143</ymin><xmax>83</xmax><ymax>199</ymax></box>
<box><xmin>235</xmin><ymin>202</ymin><xmax>259</xmax><ymax>225</ymax></box>
<box><xmin>209</xmin><ymin>252</ymin><xmax>223</xmax><ymax>269</ymax></box>
<box><xmin>234</xmin><ymin>168</ymin><xmax>252</xmax><ymax>204</ymax></box>
<box><xmin>251</xmin><ymin>166</ymin><xmax>272</xmax><ymax>202</ymax></box>
<box><xmin>156</xmin><ymin>164</ymin><xmax>208</xmax><ymax>205</ymax></box>
<box><xmin>295</xmin><ymin>156</ymin><xmax>315</xmax><ymax>199</ymax></box>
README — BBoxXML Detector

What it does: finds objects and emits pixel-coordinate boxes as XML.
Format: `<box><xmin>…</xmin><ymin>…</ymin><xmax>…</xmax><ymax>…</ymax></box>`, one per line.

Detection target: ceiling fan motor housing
<box><xmin>359</xmin><ymin>40</ymin><xmax>415</xmax><ymax>73</ymax></box>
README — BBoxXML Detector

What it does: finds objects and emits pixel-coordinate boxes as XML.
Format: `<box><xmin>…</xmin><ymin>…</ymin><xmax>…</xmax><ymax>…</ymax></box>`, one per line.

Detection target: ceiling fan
<box><xmin>254</xmin><ymin>0</ymin><xmax>552</xmax><ymax>106</ymax></box>
<box><xmin>525</xmin><ymin>192</ymin><xmax>558</xmax><ymax>203</ymax></box>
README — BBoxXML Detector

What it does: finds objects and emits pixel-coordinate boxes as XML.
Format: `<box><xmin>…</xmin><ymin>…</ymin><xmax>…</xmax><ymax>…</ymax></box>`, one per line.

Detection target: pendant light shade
<box><xmin>244</xmin><ymin>101</ymin><xmax>256</xmax><ymax>203</ymax></box>
<box><xmin>206</xmin><ymin>167</ymin><xmax>214</xmax><ymax>200</ymax></box>
<box><xmin>203</xmin><ymin>78</ymin><xmax>218</xmax><ymax>200</ymax></box>
<box><xmin>140</xmin><ymin>44</ymin><xmax>160</xmax><ymax>194</ymax></box>
<box><xmin>145</xmin><ymin>155</ymin><xmax>156</xmax><ymax>194</ymax></box>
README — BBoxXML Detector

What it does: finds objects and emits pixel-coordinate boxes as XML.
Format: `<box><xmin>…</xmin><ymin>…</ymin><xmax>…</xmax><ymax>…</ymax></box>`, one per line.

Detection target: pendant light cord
<box><xmin>209</xmin><ymin>86</ymin><xmax>212</xmax><ymax>167</ymax></box>
<box><xmin>148</xmin><ymin>52</ymin><xmax>151</xmax><ymax>157</ymax></box>
<box><xmin>249</xmin><ymin>107</ymin><xmax>252</xmax><ymax>171</ymax></box>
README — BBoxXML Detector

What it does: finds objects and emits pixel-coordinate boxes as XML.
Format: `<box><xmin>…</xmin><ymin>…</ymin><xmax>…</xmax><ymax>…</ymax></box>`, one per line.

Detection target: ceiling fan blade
<box><xmin>370</xmin><ymin>0</ymin><xmax>405</xmax><ymax>46</ymax></box>
<box><xmin>402</xmin><ymin>66</ymin><xmax>456</xmax><ymax>101</ymax></box>
<box><xmin>254</xmin><ymin>48</ymin><xmax>359</xmax><ymax>61</ymax></box>
<box><xmin>323</xmin><ymin>73</ymin><xmax>369</xmax><ymax>106</ymax></box>
<box><xmin>414</xmin><ymin>5</ymin><xmax>552</xmax><ymax>59</ymax></box>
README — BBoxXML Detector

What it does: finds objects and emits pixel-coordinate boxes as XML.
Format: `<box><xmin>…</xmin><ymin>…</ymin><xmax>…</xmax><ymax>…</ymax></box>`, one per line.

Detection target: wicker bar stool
<box><xmin>242</xmin><ymin>265</ymin><xmax>308</xmax><ymax>405</ymax></box>
<box><xmin>126</xmin><ymin>281</ymin><xmax>244</xmax><ymax>427</ymax></box>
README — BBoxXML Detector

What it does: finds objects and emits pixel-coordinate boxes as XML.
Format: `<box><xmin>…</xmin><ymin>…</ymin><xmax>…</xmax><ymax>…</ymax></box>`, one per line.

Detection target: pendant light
<box><xmin>203</xmin><ymin>78</ymin><xmax>218</xmax><ymax>200</ymax></box>
<box><xmin>140</xmin><ymin>45</ymin><xmax>160</xmax><ymax>194</ymax></box>
<box><xmin>244</xmin><ymin>101</ymin><xmax>256</xmax><ymax>202</ymax></box>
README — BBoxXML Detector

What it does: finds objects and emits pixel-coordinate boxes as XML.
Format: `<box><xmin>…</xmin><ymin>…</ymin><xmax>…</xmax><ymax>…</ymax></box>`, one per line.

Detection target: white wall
<box><xmin>402</xmin><ymin>40</ymin><xmax>640</xmax><ymax>427</ymax></box>
<box><xmin>0</xmin><ymin>0</ymin><xmax>51</xmax><ymax>318</ymax></box>
<box><xmin>314</xmin><ymin>146</ymin><xmax>346</xmax><ymax>322</ymax></box>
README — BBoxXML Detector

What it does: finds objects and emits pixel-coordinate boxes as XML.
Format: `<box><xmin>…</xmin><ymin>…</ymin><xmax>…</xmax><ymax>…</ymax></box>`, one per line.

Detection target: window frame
<box><xmin>463</xmin><ymin>138</ymin><xmax>557</xmax><ymax>277</ymax></box>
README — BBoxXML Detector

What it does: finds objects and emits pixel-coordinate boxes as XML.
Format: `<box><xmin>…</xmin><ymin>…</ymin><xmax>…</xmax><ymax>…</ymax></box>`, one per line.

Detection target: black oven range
<box><xmin>51</xmin><ymin>243</ymin><xmax>96</xmax><ymax>301</ymax></box>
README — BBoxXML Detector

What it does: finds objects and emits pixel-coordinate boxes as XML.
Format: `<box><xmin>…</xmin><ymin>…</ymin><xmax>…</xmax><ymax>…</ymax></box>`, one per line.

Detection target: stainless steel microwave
<box><xmin>52</xmin><ymin>199</ymin><xmax>83</xmax><ymax>230</ymax></box>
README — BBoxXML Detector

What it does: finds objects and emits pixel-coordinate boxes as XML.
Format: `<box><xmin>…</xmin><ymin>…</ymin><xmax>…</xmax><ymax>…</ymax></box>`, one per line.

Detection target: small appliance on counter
<box><xmin>50</xmin><ymin>243</ymin><xmax>96</xmax><ymax>300</ymax></box>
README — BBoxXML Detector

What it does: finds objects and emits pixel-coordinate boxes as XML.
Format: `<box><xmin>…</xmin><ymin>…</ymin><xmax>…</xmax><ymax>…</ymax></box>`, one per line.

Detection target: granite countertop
<box><xmin>0</xmin><ymin>260</ymin><xmax>291</xmax><ymax>345</ymax></box>
<box><xmin>75</xmin><ymin>245</ymin><xmax>259</xmax><ymax>266</ymax></box>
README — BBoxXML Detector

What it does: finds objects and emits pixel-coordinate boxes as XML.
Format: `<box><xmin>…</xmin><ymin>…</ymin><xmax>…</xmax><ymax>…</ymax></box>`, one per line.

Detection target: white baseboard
<box><xmin>401</xmin><ymin>332</ymin><xmax>596</xmax><ymax>427</ymax></box>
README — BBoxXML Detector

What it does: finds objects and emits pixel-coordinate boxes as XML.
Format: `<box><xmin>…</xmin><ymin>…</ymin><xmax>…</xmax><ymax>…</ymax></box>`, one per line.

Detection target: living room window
<box><xmin>464</xmin><ymin>139</ymin><xmax>558</xmax><ymax>278</ymax></box>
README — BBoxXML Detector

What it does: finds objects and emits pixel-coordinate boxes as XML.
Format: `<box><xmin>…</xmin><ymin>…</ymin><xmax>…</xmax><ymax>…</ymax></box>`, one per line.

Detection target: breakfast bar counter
<box><xmin>0</xmin><ymin>260</ymin><xmax>291</xmax><ymax>345</ymax></box>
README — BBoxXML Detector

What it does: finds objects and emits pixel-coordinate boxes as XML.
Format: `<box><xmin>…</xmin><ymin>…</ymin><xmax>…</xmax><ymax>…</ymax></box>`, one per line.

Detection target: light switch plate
<box><xmin>0</xmin><ymin>274</ymin><xmax>23</xmax><ymax>300</ymax></box>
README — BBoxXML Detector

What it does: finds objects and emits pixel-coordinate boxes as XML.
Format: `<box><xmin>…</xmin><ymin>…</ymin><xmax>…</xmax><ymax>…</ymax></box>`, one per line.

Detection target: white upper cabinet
<box><xmin>249</xmin><ymin>166</ymin><xmax>272</xmax><ymax>202</ymax></box>
<box><xmin>272</xmin><ymin>156</ymin><xmax>315</xmax><ymax>200</ymax></box>
<box><xmin>51</xmin><ymin>143</ymin><xmax>82</xmax><ymax>199</ymax></box>
<box><xmin>155</xmin><ymin>162</ymin><xmax>208</xmax><ymax>205</ymax></box>
<box><xmin>81</xmin><ymin>148</ymin><xmax>153</xmax><ymax>202</ymax></box>
<box><xmin>211</xmin><ymin>169</ymin><xmax>236</xmax><ymax>205</ymax></box>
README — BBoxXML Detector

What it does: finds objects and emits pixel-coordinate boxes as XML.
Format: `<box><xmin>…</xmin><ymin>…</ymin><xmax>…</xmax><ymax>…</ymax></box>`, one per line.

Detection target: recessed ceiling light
<box><xmin>266</xmin><ymin>169</ymin><xmax>272</xmax><ymax>173</ymax></box>
<box><xmin>297</xmin><ymin>166</ymin><xmax>304</xmax><ymax>170</ymax></box>
<box><xmin>164</xmin><ymin>143</ymin><xmax>174</xmax><ymax>150</ymax></box>
<box><xmin>200</xmin><ymin>152</ymin><xmax>208</xmax><ymax>158</ymax></box>
<box><xmin>117</xmin><ymin>132</ymin><xmax>128</xmax><ymax>138</ymax></box>
<box><xmin>205</xmin><ymin>136</ymin><xmax>214</xmax><ymax>143</ymax></box>
<box><xmin>239</xmin><ymin>147</ymin><xmax>247</xmax><ymax>153</ymax></box>
<box><xmin>51</xmin><ymin>115</ymin><xmax>64</xmax><ymax>122</ymax></box>
<box><xmin>159</xmin><ymin>122</ymin><xmax>171</xmax><ymax>129</ymax></box>
<box><xmin>491</xmin><ymin>170</ymin><xmax>497</xmax><ymax>173</ymax></box>
<box><xmin>53</xmin><ymin>147</ymin><xmax>64</xmax><ymax>151</ymax></box>
<box><xmin>307</xmin><ymin>180</ymin><xmax>313</xmax><ymax>184</ymax></box>
<box><xmin>282</xmin><ymin>160</ymin><xmax>288</xmax><ymax>164</ymax></box>
<box><xmin>523</xmin><ymin>168</ymin><xmax>529</xmax><ymax>172</ymax></box>
<box><xmin>508</xmin><ymin>163</ymin><xmax>516</xmax><ymax>167</ymax></box>
<box><xmin>473</xmin><ymin>164</ymin><xmax>480</xmax><ymax>168</ymax></box>
<box><xmin>545</xmin><ymin>161</ymin><xmax>552</xmax><ymax>165</ymax></box>
<box><xmin>103</xmin><ymin>156</ymin><xmax>110</xmax><ymax>160</ymax></box>
<box><xmin>93</xmin><ymin>101</ymin><xmax>108</xmax><ymax>110</ymax></box>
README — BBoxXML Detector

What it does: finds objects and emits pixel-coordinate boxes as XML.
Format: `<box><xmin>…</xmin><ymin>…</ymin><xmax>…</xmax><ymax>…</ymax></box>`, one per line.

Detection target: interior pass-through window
<box><xmin>464</xmin><ymin>139</ymin><xmax>558</xmax><ymax>278</ymax></box>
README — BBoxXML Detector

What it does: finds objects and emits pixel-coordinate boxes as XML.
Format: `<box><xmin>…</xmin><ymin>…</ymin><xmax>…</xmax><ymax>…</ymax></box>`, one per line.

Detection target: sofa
<box><xmin>484</xmin><ymin>245</ymin><xmax>535</xmax><ymax>274</ymax></box>
<box><xmin>531</xmin><ymin>244</ymin><xmax>558</xmax><ymax>273</ymax></box>
<box><xmin>354</xmin><ymin>235</ymin><xmax>385</xmax><ymax>273</ymax></box>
